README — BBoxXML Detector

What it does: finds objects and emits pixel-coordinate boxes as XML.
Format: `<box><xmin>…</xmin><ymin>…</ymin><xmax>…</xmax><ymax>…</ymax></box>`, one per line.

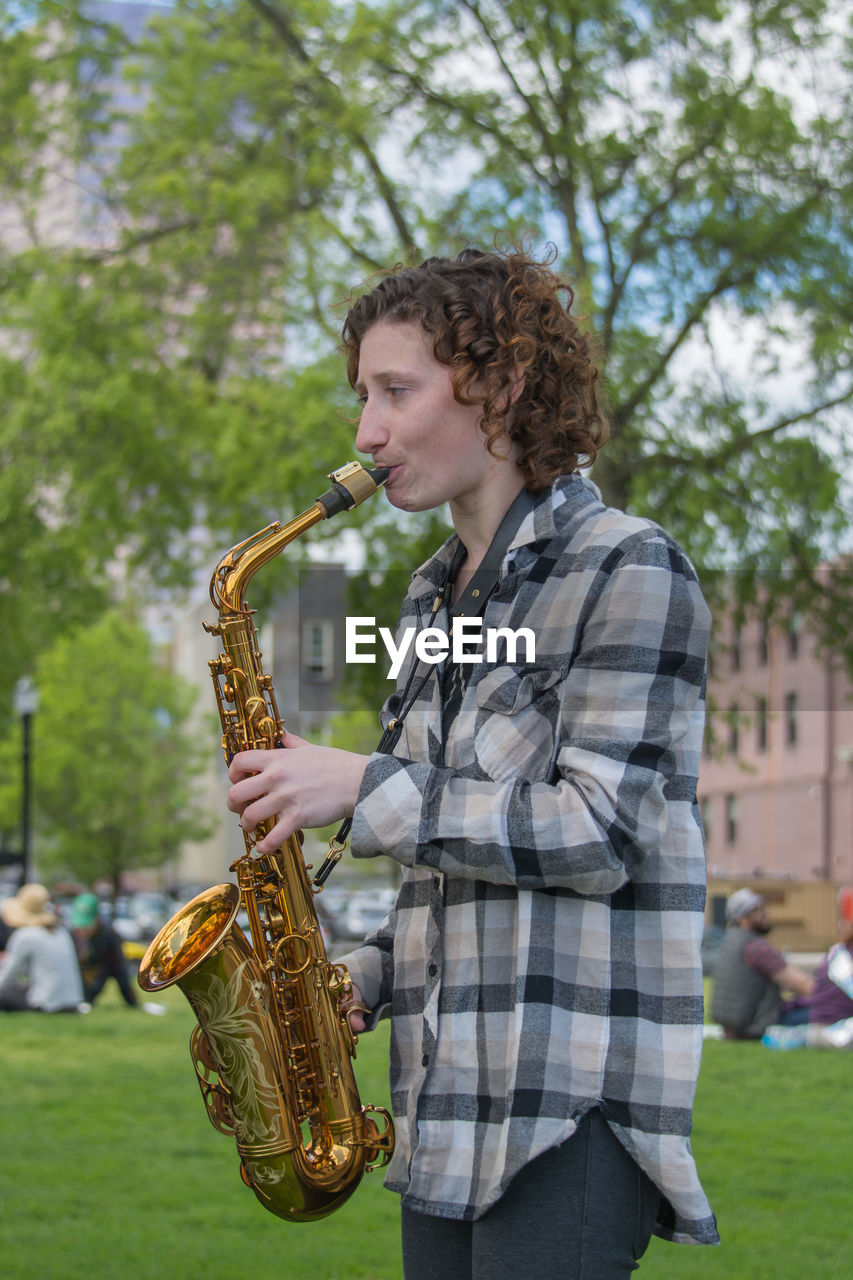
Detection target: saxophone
<box><xmin>138</xmin><ymin>462</ymin><xmax>394</xmax><ymax>1222</ymax></box>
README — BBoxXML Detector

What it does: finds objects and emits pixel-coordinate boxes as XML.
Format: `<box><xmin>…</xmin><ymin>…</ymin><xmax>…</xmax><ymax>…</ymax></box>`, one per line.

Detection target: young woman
<box><xmin>227</xmin><ymin>248</ymin><xmax>719</xmax><ymax>1276</ymax></box>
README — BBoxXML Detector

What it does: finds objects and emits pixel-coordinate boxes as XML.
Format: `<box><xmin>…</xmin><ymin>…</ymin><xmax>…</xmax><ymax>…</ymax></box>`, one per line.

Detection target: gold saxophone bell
<box><xmin>139</xmin><ymin>463</ymin><xmax>394</xmax><ymax>1222</ymax></box>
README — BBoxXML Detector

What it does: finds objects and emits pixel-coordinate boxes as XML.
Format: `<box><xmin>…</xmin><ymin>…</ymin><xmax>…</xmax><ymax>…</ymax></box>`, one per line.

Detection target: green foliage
<box><xmin>362</xmin><ymin>0</ymin><xmax>853</xmax><ymax>642</ymax></box>
<box><xmin>0</xmin><ymin>609</ymin><xmax>212</xmax><ymax>890</ymax></box>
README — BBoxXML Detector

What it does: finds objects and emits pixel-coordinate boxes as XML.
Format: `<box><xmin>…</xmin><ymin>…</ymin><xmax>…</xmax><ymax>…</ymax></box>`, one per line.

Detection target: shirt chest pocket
<box><xmin>473</xmin><ymin>664</ymin><xmax>563</xmax><ymax>782</ymax></box>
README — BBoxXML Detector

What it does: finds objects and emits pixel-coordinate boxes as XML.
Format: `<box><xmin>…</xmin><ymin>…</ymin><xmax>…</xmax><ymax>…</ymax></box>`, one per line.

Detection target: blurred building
<box><xmin>75</xmin><ymin>2</ymin><xmax>170</xmax><ymax>246</ymax></box>
<box><xmin>0</xmin><ymin>2</ymin><xmax>168</xmax><ymax>254</ymax></box>
<box><xmin>699</xmin><ymin>595</ymin><xmax>853</xmax><ymax>887</ymax></box>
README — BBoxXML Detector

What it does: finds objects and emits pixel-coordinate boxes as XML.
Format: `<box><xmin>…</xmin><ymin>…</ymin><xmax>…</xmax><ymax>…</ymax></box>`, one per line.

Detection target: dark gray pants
<box><xmin>401</xmin><ymin>1110</ymin><xmax>660</xmax><ymax>1280</ymax></box>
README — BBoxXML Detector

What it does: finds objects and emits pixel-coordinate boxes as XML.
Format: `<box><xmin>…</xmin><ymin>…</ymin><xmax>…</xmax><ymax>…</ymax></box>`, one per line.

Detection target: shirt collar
<box><xmin>407</xmin><ymin>473</ymin><xmax>605</xmax><ymax>598</ymax></box>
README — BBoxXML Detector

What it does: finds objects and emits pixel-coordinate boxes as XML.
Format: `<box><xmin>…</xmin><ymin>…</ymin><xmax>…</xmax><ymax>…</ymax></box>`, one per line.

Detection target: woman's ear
<box><xmin>500</xmin><ymin>366</ymin><xmax>525</xmax><ymax>409</ymax></box>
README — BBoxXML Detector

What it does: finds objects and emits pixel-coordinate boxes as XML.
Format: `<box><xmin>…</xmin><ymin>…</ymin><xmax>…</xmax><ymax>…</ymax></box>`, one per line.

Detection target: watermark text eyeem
<box><xmin>346</xmin><ymin>617</ymin><xmax>536</xmax><ymax>679</ymax></box>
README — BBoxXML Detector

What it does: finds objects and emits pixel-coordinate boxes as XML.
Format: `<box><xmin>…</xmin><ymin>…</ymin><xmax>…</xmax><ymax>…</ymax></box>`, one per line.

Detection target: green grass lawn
<box><xmin>1</xmin><ymin>983</ymin><xmax>850</xmax><ymax>1280</ymax></box>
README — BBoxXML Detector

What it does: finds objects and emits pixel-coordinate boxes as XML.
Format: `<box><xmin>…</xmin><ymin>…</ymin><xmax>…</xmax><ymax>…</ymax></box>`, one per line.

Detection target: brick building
<box><xmin>699</xmin><ymin>602</ymin><xmax>853</xmax><ymax>888</ymax></box>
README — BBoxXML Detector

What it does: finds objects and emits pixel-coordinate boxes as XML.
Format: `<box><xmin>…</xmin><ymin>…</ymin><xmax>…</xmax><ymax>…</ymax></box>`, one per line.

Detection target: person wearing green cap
<box><xmin>70</xmin><ymin>892</ymin><xmax>163</xmax><ymax>1012</ymax></box>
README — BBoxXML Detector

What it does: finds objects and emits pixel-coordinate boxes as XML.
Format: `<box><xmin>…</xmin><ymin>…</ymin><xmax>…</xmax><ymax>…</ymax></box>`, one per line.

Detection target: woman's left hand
<box><xmin>227</xmin><ymin>731</ymin><xmax>369</xmax><ymax>855</ymax></box>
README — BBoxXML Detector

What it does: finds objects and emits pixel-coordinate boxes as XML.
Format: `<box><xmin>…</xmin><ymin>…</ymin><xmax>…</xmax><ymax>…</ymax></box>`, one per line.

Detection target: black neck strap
<box><xmin>447</xmin><ymin>485</ymin><xmax>534</xmax><ymax>622</ymax></box>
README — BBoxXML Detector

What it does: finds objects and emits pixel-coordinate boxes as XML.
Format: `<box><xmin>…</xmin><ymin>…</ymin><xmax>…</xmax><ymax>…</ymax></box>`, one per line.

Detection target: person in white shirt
<box><xmin>0</xmin><ymin>883</ymin><xmax>84</xmax><ymax>1013</ymax></box>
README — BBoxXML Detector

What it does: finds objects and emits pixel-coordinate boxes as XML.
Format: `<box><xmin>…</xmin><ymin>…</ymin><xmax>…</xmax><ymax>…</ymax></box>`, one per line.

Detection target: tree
<box><xmin>1</xmin><ymin>0</ymin><xmax>851</xmax><ymax>707</ymax></box>
<box><xmin>354</xmin><ymin>0</ymin><xmax>852</xmax><ymax>635</ymax></box>
<box><xmin>0</xmin><ymin>0</ymin><xmax>400</xmax><ymax>714</ymax></box>
<box><xmin>0</xmin><ymin>608</ymin><xmax>212</xmax><ymax>893</ymax></box>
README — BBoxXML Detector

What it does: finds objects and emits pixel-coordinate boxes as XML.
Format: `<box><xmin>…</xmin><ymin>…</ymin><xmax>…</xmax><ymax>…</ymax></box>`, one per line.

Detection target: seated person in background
<box><xmin>0</xmin><ymin>883</ymin><xmax>84</xmax><ymax>1013</ymax></box>
<box><xmin>711</xmin><ymin>889</ymin><xmax>814</xmax><ymax>1039</ymax></box>
<box><xmin>809</xmin><ymin>890</ymin><xmax>853</xmax><ymax>1041</ymax></box>
<box><xmin>71</xmin><ymin>893</ymin><xmax>139</xmax><ymax>1008</ymax></box>
<box><xmin>0</xmin><ymin>889</ymin><xmax>19</xmax><ymax>951</ymax></box>
<box><xmin>0</xmin><ymin>891</ymin><xmax>23</xmax><ymax>1001</ymax></box>
<box><xmin>0</xmin><ymin>910</ymin><xmax>17</xmax><ymax>954</ymax></box>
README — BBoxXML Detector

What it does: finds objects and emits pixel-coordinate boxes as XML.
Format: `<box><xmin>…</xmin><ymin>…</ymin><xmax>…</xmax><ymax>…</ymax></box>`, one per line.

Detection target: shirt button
<box><xmin>428</xmin><ymin>963</ymin><xmax>437</xmax><ymax>976</ymax></box>
<box><xmin>422</xmin><ymin>1053</ymin><xmax>430</xmax><ymax>1067</ymax></box>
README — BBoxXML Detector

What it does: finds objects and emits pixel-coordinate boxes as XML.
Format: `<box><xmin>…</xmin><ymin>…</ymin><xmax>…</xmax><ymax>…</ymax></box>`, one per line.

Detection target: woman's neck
<box><xmin>449</xmin><ymin>469</ymin><xmax>526</xmax><ymax>576</ymax></box>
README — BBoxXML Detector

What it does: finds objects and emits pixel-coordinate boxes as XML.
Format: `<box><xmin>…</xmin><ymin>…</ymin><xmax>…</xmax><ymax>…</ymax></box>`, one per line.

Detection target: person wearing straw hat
<box><xmin>0</xmin><ymin>883</ymin><xmax>84</xmax><ymax>1013</ymax></box>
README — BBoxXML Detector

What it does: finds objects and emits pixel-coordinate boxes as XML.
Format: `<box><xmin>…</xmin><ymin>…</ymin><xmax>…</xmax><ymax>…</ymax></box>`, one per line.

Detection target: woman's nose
<box><xmin>355</xmin><ymin>400</ymin><xmax>388</xmax><ymax>454</ymax></box>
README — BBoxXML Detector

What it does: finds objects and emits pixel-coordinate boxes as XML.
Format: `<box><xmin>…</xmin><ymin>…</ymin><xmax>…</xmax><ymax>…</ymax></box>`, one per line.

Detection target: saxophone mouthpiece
<box><xmin>317</xmin><ymin>462</ymin><xmax>390</xmax><ymax>518</ymax></box>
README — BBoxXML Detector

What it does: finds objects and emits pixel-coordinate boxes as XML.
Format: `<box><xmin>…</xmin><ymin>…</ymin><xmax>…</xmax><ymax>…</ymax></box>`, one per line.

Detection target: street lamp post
<box><xmin>12</xmin><ymin>676</ymin><xmax>40</xmax><ymax>885</ymax></box>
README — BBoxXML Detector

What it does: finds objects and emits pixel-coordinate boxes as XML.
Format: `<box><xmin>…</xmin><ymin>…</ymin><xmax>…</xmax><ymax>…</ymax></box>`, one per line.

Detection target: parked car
<box><xmin>107</xmin><ymin>893</ymin><xmax>173</xmax><ymax>944</ymax></box>
<box><xmin>342</xmin><ymin>889</ymin><xmax>396</xmax><ymax>940</ymax></box>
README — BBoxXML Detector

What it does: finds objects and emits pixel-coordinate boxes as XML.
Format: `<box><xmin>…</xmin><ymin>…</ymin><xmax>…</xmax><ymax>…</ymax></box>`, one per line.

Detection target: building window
<box><xmin>731</xmin><ymin>626</ymin><xmax>742</xmax><ymax>673</ymax></box>
<box><xmin>756</xmin><ymin>696</ymin><xmax>768</xmax><ymax>752</ymax></box>
<box><xmin>725</xmin><ymin>794</ymin><xmax>738</xmax><ymax>845</ymax></box>
<box><xmin>758</xmin><ymin>620</ymin><xmax>770</xmax><ymax>666</ymax></box>
<box><xmin>728</xmin><ymin>702</ymin><xmax>739</xmax><ymax>755</ymax></box>
<box><xmin>787</xmin><ymin>612</ymin><xmax>801</xmax><ymax>659</ymax></box>
<box><xmin>785</xmin><ymin>691</ymin><xmax>798</xmax><ymax>747</ymax></box>
<box><xmin>302</xmin><ymin>619</ymin><xmax>334</xmax><ymax>682</ymax></box>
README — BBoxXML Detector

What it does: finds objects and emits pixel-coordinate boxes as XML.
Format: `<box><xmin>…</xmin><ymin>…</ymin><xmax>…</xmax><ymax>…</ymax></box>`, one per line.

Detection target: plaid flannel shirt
<box><xmin>340</xmin><ymin>475</ymin><xmax>719</xmax><ymax>1245</ymax></box>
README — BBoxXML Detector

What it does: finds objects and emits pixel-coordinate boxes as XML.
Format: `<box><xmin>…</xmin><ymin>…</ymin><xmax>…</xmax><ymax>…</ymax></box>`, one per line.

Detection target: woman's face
<box><xmin>354</xmin><ymin>320</ymin><xmax>504</xmax><ymax>515</ymax></box>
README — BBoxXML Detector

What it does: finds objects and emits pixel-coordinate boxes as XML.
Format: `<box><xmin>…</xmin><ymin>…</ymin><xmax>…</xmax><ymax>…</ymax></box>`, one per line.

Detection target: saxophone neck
<box><xmin>209</xmin><ymin>462</ymin><xmax>389</xmax><ymax>616</ymax></box>
<box><xmin>210</xmin><ymin>507</ymin><xmax>323</xmax><ymax>616</ymax></box>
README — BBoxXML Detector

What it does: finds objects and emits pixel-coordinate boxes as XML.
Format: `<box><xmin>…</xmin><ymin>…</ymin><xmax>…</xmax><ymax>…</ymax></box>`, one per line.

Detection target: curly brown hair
<box><xmin>341</xmin><ymin>247</ymin><xmax>609</xmax><ymax>490</ymax></box>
